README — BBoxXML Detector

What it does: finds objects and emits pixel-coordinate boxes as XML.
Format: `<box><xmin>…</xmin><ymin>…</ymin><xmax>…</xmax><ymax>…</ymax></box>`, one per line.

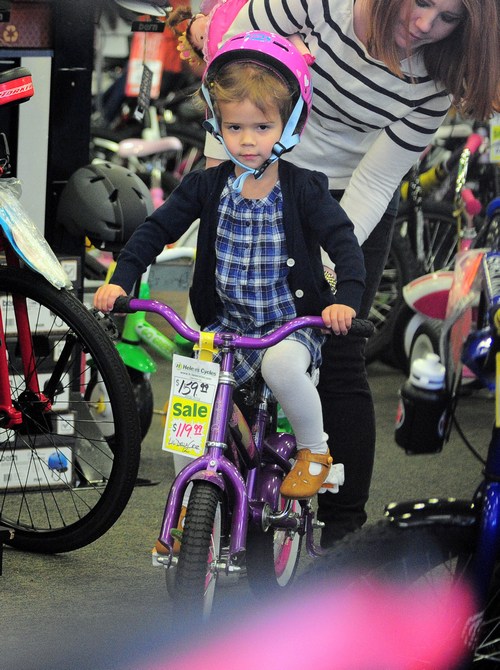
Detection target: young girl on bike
<box><xmin>94</xmin><ymin>30</ymin><xmax>366</xmax><ymax>499</ymax></box>
<box><xmin>208</xmin><ymin>0</ymin><xmax>500</xmax><ymax>546</ymax></box>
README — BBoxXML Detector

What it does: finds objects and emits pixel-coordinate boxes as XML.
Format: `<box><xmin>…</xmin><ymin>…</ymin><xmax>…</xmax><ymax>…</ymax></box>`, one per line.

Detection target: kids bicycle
<box><xmin>112</xmin><ymin>294</ymin><xmax>373</xmax><ymax>618</ymax></box>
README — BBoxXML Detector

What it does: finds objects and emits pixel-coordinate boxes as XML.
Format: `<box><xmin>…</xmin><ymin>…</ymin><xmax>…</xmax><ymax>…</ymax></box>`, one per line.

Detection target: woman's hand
<box><xmin>322</xmin><ymin>304</ymin><xmax>356</xmax><ymax>336</ymax></box>
<box><xmin>93</xmin><ymin>283</ymin><xmax>127</xmax><ymax>313</ymax></box>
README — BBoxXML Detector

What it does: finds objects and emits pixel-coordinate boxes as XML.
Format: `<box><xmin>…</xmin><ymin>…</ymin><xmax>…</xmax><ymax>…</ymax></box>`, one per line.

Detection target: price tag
<box><xmin>125</xmin><ymin>31</ymin><xmax>167</xmax><ymax>100</ymax></box>
<box><xmin>163</xmin><ymin>354</ymin><xmax>220</xmax><ymax>459</ymax></box>
<box><xmin>134</xmin><ymin>64</ymin><xmax>153</xmax><ymax>121</ymax></box>
<box><xmin>490</xmin><ymin>116</ymin><xmax>500</xmax><ymax>163</ymax></box>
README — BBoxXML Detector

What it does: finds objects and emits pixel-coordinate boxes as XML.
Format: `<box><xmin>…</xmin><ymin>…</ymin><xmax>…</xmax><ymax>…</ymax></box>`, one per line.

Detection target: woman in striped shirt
<box><xmin>205</xmin><ymin>0</ymin><xmax>500</xmax><ymax>548</ymax></box>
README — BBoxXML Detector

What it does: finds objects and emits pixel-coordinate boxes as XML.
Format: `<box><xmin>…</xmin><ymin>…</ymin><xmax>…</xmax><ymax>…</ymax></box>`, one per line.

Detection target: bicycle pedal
<box><xmin>90</xmin><ymin>308</ymin><xmax>120</xmax><ymax>341</ymax></box>
<box><xmin>319</xmin><ymin>463</ymin><xmax>345</xmax><ymax>494</ymax></box>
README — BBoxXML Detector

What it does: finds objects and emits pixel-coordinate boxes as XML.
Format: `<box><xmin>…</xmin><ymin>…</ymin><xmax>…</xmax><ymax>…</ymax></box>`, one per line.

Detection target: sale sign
<box><xmin>163</xmin><ymin>354</ymin><xmax>220</xmax><ymax>459</ymax></box>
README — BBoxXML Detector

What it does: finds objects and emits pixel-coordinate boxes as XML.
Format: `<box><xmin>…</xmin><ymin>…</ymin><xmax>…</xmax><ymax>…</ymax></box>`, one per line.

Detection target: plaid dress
<box><xmin>204</xmin><ymin>174</ymin><xmax>325</xmax><ymax>386</ymax></box>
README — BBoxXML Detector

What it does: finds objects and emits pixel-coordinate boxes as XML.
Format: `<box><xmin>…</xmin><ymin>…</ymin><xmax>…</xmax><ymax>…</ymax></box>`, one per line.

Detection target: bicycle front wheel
<box><xmin>305</xmin><ymin>520</ymin><xmax>500</xmax><ymax>666</ymax></box>
<box><xmin>172</xmin><ymin>481</ymin><xmax>223</xmax><ymax>620</ymax></box>
<box><xmin>0</xmin><ymin>266</ymin><xmax>141</xmax><ymax>553</ymax></box>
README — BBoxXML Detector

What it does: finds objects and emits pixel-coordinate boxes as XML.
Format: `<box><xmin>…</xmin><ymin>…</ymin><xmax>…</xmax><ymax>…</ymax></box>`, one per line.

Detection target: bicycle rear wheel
<box><xmin>245</xmin><ymin>498</ymin><xmax>302</xmax><ymax>596</ymax></box>
<box><xmin>0</xmin><ymin>266</ymin><xmax>141</xmax><ymax>553</ymax></box>
<box><xmin>305</xmin><ymin>520</ymin><xmax>499</xmax><ymax>667</ymax></box>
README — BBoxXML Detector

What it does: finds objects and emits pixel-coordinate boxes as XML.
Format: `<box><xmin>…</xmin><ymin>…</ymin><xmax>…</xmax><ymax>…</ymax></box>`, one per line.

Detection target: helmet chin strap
<box><xmin>201</xmin><ymin>84</ymin><xmax>304</xmax><ymax>194</ymax></box>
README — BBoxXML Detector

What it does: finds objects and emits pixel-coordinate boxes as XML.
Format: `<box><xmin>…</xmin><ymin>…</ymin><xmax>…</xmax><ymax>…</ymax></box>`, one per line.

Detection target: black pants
<box><xmin>317</xmin><ymin>193</ymin><xmax>398</xmax><ymax>547</ymax></box>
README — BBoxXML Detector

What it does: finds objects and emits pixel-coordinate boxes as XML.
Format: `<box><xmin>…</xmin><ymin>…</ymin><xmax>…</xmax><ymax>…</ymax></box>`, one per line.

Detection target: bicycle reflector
<box><xmin>0</xmin><ymin>67</ymin><xmax>34</xmax><ymax>107</ymax></box>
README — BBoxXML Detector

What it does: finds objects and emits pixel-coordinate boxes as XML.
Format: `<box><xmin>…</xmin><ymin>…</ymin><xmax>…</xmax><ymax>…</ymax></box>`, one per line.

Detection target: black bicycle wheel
<box><xmin>398</xmin><ymin>199</ymin><xmax>457</xmax><ymax>273</ymax></box>
<box><xmin>172</xmin><ymin>481</ymin><xmax>223</xmax><ymax>620</ymax></box>
<box><xmin>304</xmin><ymin>520</ymin><xmax>500</xmax><ymax>667</ymax></box>
<box><xmin>245</xmin><ymin>499</ymin><xmax>302</xmax><ymax>596</ymax></box>
<box><xmin>0</xmin><ymin>266</ymin><xmax>141</xmax><ymax>553</ymax></box>
<box><xmin>366</xmin><ymin>228</ymin><xmax>420</xmax><ymax>363</ymax></box>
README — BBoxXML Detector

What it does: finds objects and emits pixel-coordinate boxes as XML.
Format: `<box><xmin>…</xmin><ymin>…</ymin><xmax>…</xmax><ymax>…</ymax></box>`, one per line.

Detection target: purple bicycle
<box><xmin>114</xmin><ymin>295</ymin><xmax>372</xmax><ymax>618</ymax></box>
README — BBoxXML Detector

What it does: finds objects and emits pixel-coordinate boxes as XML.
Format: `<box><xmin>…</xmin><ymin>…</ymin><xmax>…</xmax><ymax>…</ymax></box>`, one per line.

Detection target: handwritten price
<box><xmin>175</xmin><ymin>379</ymin><xmax>211</xmax><ymax>398</ymax></box>
<box><xmin>172</xmin><ymin>422</ymin><xmax>204</xmax><ymax>438</ymax></box>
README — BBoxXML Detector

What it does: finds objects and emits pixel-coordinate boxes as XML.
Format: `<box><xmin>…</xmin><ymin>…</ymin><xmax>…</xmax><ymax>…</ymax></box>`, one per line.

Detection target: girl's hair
<box><xmin>366</xmin><ymin>0</ymin><xmax>500</xmax><ymax>120</ymax></box>
<box><xmin>208</xmin><ymin>61</ymin><xmax>294</xmax><ymax>127</ymax></box>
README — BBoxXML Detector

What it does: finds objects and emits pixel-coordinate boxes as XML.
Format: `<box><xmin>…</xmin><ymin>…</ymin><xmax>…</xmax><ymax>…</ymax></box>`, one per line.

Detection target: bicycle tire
<box><xmin>172</xmin><ymin>481</ymin><xmax>223</xmax><ymax>619</ymax></box>
<box><xmin>408</xmin><ymin>319</ymin><xmax>442</xmax><ymax>366</ymax></box>
<box><xmin>304</xmin><ymin>520</ymin><xmax>500</xmax><ymax>667</ymax></box>
<box><xmin>0</xmin><ymin>266</ymin><xmax>141</xmax><ymax>553</ymax></box>
<box><xmin>245</xmin><ymin>499</ymin><xmax>302</xmax><ymax>596</ymax></box>
<box><xmin>366</xmin><ymin>228</ymin><xmax>420</xmax><ymax>363</ymax></box>
<box><xmin>127</xmin><ymin>368</ymin><xmax>154</xmax><ymax>440</ymax></box>
<box><xmin>392</xmin><ymin>306</ymin><xmax>442</xmax><ymax>374</ymax></box>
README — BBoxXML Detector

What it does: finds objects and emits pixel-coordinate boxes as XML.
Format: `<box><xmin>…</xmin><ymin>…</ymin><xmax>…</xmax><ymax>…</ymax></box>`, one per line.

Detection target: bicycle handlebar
<box><xmin>400</xmin><ymin>132</ymin><xmax>485</xmax><ymax>201</ymax></box>
<box><xmin>461</xmin><ymin>188</ymin><xmax>482</xmax><ymax>216</ymax></box>
<box><xmin>112</xmin><ymin>296</ymin><xmax>374</xmax><ymax>348</ymax></box>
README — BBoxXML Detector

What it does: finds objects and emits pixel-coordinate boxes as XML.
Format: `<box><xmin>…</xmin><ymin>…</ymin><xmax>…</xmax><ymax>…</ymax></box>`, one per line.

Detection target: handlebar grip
<box><xmin>461</xmin><ymin>188</ymin><xmax>482</xmax><ymax>216</ymax></box>
<box><xmin>350</xmin><ymin>318</ymin><xmax>375</xmax><ymax>338</ymax></box>
<box><xmin>112</xmin><ymin>296</ymin><xmax>134</xmax><ymax>313</ymax></box>
<box><xmin>464</xmin><ymin>133</ymin><xmax>484</xmax><ymax>155</ymax></box>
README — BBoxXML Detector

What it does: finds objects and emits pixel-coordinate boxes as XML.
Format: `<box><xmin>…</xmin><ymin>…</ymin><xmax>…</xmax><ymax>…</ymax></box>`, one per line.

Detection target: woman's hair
<box><xmin>366</xmin><ymin>0</ymin><xmax>500</xmax><ymax>120</ymax></box>
<box><xmin>207</xmin><ymin>62</ymin><xmax>294</xmax><ymax>127</ymax></box>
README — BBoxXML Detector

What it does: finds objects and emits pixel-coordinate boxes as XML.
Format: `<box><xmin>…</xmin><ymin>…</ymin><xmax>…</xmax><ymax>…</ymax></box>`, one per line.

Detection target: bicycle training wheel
<box><xmin>245</xmin><ymin>498</ymin><xmax>302</xmax><ymax>596</ymax></box>
<box><xmin>171</xmin><ymin>481</ymin><xmax>223</xmax><ymax>620</ymax></box>
<box><xmin>0</xmin><ymin>266</ymin><xmax>141</xmax><ymax>553</ymax></box>
<box><xmin>303</xmin><ymin>519</ymin><xmax>500</xmax><ymax>666</ymax></box>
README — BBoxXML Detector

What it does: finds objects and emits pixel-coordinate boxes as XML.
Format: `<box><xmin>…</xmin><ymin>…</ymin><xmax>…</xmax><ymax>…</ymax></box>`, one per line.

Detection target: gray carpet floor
<box><xmin>1</xmin><ymin>351</ymin><xmax>491</xmax><ymax>669</ymax></box>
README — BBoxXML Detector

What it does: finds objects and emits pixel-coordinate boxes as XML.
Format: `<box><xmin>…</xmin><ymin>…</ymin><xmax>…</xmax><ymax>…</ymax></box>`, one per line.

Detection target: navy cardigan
<box><xmin>111</xmin><ymin>160</ymin><xmax>366</xmax><ymax>328</ymax></box>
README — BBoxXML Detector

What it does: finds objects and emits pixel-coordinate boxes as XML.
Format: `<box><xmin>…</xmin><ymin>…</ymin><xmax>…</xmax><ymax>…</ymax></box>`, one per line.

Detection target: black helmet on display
<box><xmin>57</xmin><ymin>162</ymin><xmax>154</xmax><ymax>252</ymax></box>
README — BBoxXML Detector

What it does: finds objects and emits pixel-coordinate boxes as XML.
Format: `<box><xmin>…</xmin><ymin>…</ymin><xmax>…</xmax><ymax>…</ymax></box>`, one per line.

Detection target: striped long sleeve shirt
<box><xmin>205</xmin><ymin>0</ymin><xmax>452</xmax><ymax>242</ymax></box>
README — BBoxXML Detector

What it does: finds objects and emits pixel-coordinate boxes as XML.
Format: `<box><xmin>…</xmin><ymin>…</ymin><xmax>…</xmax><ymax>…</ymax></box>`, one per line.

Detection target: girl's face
<box><xmin>218</xmin><ymin>98</ymin><xmax>284</xmax><ymax>174</ymax></box>
<box><xmin>395</xmin><ymin>0</ymin><xmax>464</xmax><ymax>54</ymax></box>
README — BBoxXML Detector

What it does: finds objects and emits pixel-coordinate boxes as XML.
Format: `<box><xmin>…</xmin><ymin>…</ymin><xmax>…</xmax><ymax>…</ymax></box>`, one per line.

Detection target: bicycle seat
<box><xmin>0</xmin><ymin>67</ymin><xmax>34</xmax><ymax>107</ymax></box>
<box><xmin>118</xmin><ymin>136</ymin><xmax>183</xmax><ymax>159</ymax></box>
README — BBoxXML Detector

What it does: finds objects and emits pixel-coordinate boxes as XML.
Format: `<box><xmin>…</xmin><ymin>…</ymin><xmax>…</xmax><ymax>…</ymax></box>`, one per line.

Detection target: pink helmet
<box><xmin>203</xmin><ymin>30</ymin><xmax>313</xmax><ymax>138</ymax></box>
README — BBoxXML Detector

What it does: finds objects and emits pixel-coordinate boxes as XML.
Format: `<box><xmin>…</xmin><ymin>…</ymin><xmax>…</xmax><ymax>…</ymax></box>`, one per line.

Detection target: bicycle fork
<box><xmin>159</xmin><ymin>349</ymin><xmax>249</xmax><ymax>567</ymax></box>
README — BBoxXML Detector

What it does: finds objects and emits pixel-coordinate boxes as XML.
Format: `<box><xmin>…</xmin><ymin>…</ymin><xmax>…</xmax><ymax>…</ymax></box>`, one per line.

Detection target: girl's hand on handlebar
<box><xmin>322</xmin><ymin>304</ymin><xmax>356</xmax><ymax>336</ymax></box>
<box><xmin>94</xmin><ymin>283</ymin><xmax>127</xmax><ymax>313</ymax></box>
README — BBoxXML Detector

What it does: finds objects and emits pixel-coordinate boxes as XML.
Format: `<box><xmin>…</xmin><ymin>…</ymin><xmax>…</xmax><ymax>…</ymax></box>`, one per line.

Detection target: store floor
<box><xmin>1</xmin><ymin>353</ymin><xmax>491</xmax><ymax>670</ymax></box>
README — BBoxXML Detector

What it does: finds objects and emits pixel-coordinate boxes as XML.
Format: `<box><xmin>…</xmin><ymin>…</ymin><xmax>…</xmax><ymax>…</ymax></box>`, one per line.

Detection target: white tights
<box><xmin>261</xmin><ymin>339</ymin><xmax>328</xmax><ymax>456</ymax></box>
